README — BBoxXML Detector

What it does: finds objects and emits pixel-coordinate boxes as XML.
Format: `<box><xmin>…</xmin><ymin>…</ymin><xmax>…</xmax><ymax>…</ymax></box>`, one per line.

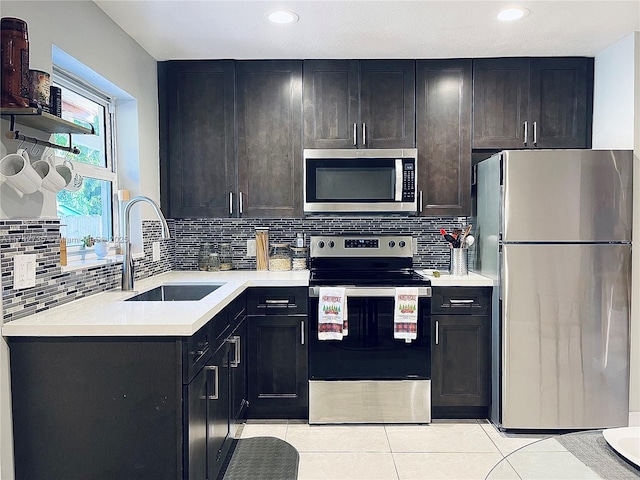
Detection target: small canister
<box><xmin>28</xmin><ymin>69</ymin><xmax>50</xmax><ymax>110</ymax></box>
<box><xmin>268</xmin><ymin>243</ymin><xmax>292</xmax><ymax>271</ymax></box>
<box><xmin>219</xmin><ymin>243</ymin><xmax>233</xmax><ymax>270</ymax></box>
<box><xmin>291</xmin><ymin>247</ymin><xmax>308</xmax><ymax>271</ymax></box>
<box><xmin>197</xmin><ymin>243</ymin><xmax>220</xmax><ymax>272</ymax></box>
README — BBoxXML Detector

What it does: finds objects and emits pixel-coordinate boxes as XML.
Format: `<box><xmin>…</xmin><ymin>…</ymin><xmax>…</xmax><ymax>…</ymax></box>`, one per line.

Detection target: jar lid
<box><xmin>290</xmin><ymin>247</ymin><xmax>308</xmax><ymax>252</ymax></box>
<box><xmin>270</xmin><ymin>243</ymin><xmax>290</xmax><ymax>247</ymax></box>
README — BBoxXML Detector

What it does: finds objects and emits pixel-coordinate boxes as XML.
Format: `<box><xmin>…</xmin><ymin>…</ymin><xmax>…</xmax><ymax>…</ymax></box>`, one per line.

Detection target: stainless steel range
<box><xmin>307</xmin><ymin>234</ymin><xmax>432</xmax><ymax>424</ymax></box>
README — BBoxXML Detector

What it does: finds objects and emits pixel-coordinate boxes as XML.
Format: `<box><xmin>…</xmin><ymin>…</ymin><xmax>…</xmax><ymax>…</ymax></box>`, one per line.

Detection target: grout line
<box><xmin>384</xmin><ymin>424</ymin><xmax>402</xmax><ymax>480</ymax></box>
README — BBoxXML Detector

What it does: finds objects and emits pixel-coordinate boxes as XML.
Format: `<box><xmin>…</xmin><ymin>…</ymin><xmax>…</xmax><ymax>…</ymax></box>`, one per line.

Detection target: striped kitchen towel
<box><xmin>318</xmin><ymin>287</ymin><xmax>348</xmax><ymax>340</ymax></box>
<box><xmin>394</xmin><ymin>287</ymin><xmax>418</xmax><ymax>342</ymax></box>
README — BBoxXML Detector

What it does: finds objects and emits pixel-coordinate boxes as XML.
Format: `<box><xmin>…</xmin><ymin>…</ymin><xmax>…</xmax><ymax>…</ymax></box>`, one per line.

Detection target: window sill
<box><xmin>61</xmin><ymin>252</ymin><xmax>145</xmax><ymax>272</ymax></box>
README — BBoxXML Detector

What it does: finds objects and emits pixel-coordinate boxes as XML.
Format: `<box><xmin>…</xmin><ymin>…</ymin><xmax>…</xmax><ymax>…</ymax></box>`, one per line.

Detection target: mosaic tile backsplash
<box><xmin>1</xmin><ymin>219</ymin><xmax>176</xmax><ymax>322</ymax></box>
<box><xmin>2</xmin><ymin>216</ymin><xmax>467</xmax><ymax>322</ymax></box>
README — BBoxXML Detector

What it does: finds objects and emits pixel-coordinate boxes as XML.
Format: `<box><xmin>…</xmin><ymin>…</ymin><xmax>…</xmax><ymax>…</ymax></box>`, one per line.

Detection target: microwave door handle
<box><xmin>395</xmin><ymin>159</ymin><xmax>403</xmax><ymax>201</ymax></box>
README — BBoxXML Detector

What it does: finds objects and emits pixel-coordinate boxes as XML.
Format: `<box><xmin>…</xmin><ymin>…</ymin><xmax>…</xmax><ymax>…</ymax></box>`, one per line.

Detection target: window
<box><xmin>52</xmin><ymin>68</ymin><xmax>117</xmax><ymax>256</ymax></box>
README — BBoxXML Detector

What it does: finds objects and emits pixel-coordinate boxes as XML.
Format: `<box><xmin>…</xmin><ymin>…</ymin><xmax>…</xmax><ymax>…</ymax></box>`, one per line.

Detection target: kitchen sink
<box><xmin>125</xmin><ymin>283</ymin><xmax>224</xmax><ymax>302</ymax></box>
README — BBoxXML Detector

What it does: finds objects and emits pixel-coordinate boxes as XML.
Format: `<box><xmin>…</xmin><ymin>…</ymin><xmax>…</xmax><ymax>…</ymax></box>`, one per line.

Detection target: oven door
<box><xmin>308</xmin><ymin>288</ymin><xmax>431</xmax><ymax>380</ymax></box>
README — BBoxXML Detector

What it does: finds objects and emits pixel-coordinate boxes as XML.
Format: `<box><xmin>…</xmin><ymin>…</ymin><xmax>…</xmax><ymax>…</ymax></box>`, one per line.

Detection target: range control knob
<box><xmin>328</xmin><ymin>241</ymin><xmax>335</xmax><ymax>248</ymax></box>
<box><xmin>317</xmin><ymin>241</ymin><xmax>325</xmax><ymax>249</ymax></box>
<box><xmin>388</xmin><ymin>240</ymin><xmax>396</xmax><ymax>248</ymax></box>
<box><xmin>398</xmin><ymin>240</ymin><xmax>406</xmax><ymax>248</ymax></box>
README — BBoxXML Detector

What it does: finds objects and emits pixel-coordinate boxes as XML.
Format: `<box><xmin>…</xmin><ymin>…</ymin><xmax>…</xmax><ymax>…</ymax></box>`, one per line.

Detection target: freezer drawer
<box><xmin>500</xmin><ymin>243</ymin><xmax>630</xmax><ymax>429</ymax></box>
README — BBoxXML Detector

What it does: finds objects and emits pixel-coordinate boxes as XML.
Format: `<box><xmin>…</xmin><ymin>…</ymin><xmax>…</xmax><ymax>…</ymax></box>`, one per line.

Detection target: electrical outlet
<box><xmin>152</xmin><ymin>241</ymin><xmax>161</xmax><ymax>262</ymax></box>
<box><xmin>246</xmin><ymin>239</ymin><xmax>256</xmax><ymax>257</ymax></box>
<box><xmin>13</xmin><ymin>254</ymin><xmax>36</xmax><ymax>289</ymax></box>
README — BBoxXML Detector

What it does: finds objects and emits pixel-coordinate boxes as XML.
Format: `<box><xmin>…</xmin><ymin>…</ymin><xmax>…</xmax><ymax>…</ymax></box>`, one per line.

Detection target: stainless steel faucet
<box><xmin>122</xmin><ymin>196</ymin><xmax>171</xmax><ymax>291</ymax></box>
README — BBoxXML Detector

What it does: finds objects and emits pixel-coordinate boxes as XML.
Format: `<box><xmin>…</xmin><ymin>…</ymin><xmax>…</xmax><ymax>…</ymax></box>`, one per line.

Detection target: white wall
<box><xmin>0</xmin><ymin>2</ymin><xmax>160</xmax><ymax>477</ymax></box>
<box><xmin>592</xmin><ymin>31</ymin><xmax>640</xmax><ymax>423</ymax></box>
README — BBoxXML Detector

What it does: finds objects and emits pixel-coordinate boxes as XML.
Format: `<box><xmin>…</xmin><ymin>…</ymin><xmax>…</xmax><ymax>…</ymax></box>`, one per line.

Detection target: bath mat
<box><xmin>218</xmin><ymin>436</ymin><xmax>299</xmax><ymax>480</ymax></box>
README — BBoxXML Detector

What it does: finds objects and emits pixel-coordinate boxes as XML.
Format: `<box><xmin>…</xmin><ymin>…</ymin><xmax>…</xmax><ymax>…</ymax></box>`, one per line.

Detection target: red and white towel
<box><xmin>394</xmin><ymin>287</ymin><xmax>418</xmax><ymax>342</ymax></box>
<box><xmin>318</xmin><ymin>287</ymin><xmax>348</xmax><ymax>340</ymax></box>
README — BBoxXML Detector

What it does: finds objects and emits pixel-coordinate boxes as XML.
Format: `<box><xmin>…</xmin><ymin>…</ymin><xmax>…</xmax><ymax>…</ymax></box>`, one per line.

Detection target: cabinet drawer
<box><xmin>183</xmin><ymin>324</ymin><xmax>212</xmax><ymax>384</ymax></box>
<box><xmin>431</xmin><ymin>287</ymin><xmax>491</xmax><ymax>315</ymax></box>
<box><xmin>247</xmin><ymin>287</ymin><xmax>308</xmax><ymax>315</ymax></box>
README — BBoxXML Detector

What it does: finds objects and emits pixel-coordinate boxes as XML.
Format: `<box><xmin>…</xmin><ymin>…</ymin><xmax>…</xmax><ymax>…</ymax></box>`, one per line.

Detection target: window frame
<box><xmin>52</xmin><ymin>66</ymin><xmax>119</xmax><ymax>260</ymax></box>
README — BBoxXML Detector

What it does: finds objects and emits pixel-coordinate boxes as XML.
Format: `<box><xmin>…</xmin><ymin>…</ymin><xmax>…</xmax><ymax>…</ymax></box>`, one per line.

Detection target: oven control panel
<box><xmin>310</xmin><ymin>235</ymin><xmax>413</xmax><ymax>258</ymax></box>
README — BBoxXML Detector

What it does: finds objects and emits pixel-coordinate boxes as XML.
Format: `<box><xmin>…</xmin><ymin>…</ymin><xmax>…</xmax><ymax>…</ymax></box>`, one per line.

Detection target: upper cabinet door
<box><xmin>236</xmin><ymin>61</ymin><xmax>303</xmax><ymax>218</ymax></box>
<box><xmin>302</xmin><ymin>60</ymin><xmax>416</xmax><ymax>149</ymax></box>
<box><xmin>472</xmin><ymin>58</ymin><xmax>530</xmax><ymax>149</ymax></box>
<box><xmin>160</xmin><ymin>60</ymin><xmax>235</xmax><ymax>218</ymax></box>
<box><xmin>529</xmin><ymin>57</ymin><xmax>593</xmax><ymax>149</ymax></box>
<box><xmin>416</xmin><ymin>60</ymin><xmax>472</xmax><ymax>216</ymax></box>
<box><xmin>303</xmin><ymin>60</ymin><xmax>359</xmax><ymax>149</ymax></box>
<box><xmin>360</xmin><ymin>60</ymin><xmax>416</xmax><ymax>149</ymax></box>
<box><xmin>472</xmin><ymin>57</ymin><xmax>593</xmax><ymax>150</ymax></box>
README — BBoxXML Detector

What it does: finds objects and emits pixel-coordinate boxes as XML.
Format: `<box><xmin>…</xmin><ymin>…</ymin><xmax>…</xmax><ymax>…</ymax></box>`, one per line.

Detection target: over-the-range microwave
<box><xmin>303</xmin><ymin>148</ymin><xmax>418</xmax><ymax>215</ymax></box>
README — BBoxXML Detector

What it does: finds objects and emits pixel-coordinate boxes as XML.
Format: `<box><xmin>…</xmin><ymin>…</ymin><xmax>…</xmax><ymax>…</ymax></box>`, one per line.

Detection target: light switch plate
<box><xmin>246</xmin><ymin>239</ymin><xmax>256</xmax><ymax>257</ymax></box>
<box><xmin>13</xmin><ymin>254</ymin><xmax>37</xmax><ymax>289</ymax></box>
<box><xmin>152</xmin><ymin>241</ymin><xmax>161</xmax><ymax>262</ymax></box>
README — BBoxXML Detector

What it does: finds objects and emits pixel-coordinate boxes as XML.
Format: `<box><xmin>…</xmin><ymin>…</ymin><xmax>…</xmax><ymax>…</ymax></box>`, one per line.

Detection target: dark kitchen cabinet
<box><xmin>236</xmin><ymin>61</ymin><xmax>303</xmax><ymax>217</ymax></box>
<box><xmin>246</xmin><ymin>287</ymin><xmax>308</xmax><ymax>418</ymax></box>
<box><xmin>472</xmin><ymin>57</ymin><xmax>593</xmax><ymax>149</ymax></box>
<box><xmin>159</xmin><ymin>60</ymin><xmax>236</xmax><ymax>218</ymax></box>
<box><xmin>416</xmin><ymin>59</ymin><xmax>472</xmax><ymax>216</ymax></box>
<box><xmin>8</xmin><ymin>295</ymin><xmax>248</xmax><ymax>480</ymax></box>
<box><xmin>303</xmin><ymin>60</ymin><xmax>415</xmax><ymax>149</ymax></box>
<box><xmin>431</xmin><ymin>287</ymin><xmax>491</xmax><ymax>417</ymax></box>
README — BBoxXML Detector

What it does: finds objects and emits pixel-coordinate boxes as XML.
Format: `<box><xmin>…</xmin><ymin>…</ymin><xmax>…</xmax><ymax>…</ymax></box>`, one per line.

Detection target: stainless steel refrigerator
<box><xmin>475</xmin><ymin>149</ymin><xmax>632</xmax><ymax>430</ymax></box>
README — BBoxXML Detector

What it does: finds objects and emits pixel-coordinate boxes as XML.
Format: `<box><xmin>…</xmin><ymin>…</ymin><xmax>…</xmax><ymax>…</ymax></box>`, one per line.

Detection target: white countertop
<box><xmin>2</xmin><ymin>270</ymin><xmax>309</xmax><ymax>338</ymax></box>
<box><xmin>416</xmin><ymin>270</ymin><xmax>495</xmax><ymax>287</ymax></box>
<box><xmin>2</xmin><ymin>269</ymin><xmax>494</xmax><ymax>337</ymax></box>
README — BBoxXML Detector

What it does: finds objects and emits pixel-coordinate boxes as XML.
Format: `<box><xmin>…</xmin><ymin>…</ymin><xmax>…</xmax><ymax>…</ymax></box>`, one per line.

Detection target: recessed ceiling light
<box><xmin>496</xmin><ymin>7</ymin><xmax>530</xmax><ymax>21</ymax></box>
<box><xmin>267</xmin><ymin>10</ymin><xmax>299</xmax><ymax>24</ymax></box>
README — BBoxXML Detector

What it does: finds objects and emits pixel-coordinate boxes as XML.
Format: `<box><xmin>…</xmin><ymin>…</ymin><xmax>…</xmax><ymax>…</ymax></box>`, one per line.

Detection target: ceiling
<box><xmin>93</xmin><ymin>1</ymin><xmax>640</xmax><ymax>61</ymax></box>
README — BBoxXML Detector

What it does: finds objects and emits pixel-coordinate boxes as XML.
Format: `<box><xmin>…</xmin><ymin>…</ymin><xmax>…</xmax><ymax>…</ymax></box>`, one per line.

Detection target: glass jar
<box><xmin>291</xmin><ymin>247</ymin><xmax>308</xmax><ymax>270</ymax></box>
<box><xmin>255</xmin><ymin>228</ymin><xmax>269</xmax><ymax>270</ymax></box>
<box><xmin>268</xmin><ymin>243</ymin><xmax>292</xmax><ymax>271</ymax></box>
<box><xmin>197</xmin><ymin>243</ymin><xmax>220</xmax><ymax>271</ymax></box>
<box><xmin>219</xmin><ymin>243</ymin><xmax>233</xmax><ymax>270</ymax></box>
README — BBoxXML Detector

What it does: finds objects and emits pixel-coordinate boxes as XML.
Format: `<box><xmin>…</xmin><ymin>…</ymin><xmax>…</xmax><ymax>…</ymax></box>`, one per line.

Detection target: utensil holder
<box><xmin>450</xmin><ymin>248</ymin><xmax>468</xmax><ymax>276</ymax></box>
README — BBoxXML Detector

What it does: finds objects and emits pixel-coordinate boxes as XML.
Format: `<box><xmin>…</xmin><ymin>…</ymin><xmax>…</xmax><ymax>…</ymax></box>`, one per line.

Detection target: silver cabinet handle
<box><xmin>533</xmin><ymin>121</ymin><xmax>537</xmax><ymax>146</ymax></box>
<box><xmin>205</xmin><ymin>365</ymin><xmax>219</xmax><ymax>400</ymax></box>
<box><xmin>419</xmin><ymin>190</ymin><xmax>423</xmax><ymax>213</ymax></box>
<box><xmin>353</xmin><ymin>123</ymin><xmax>357</xmax><ymax>147</ymax></box>
<box><xmin>523</xmin><ymin>121</ymin><xmax>528</xmax><ymax>146</ymax></box>
<box><xmin>239</xmin><ymin>192</ymin><xmax>244</xmax><ymax>215</ymax></box>
<box><xmin>362</xmin><ymin>122</ymin><xmax>367</xmax><ymax>146</ymax></box>
<box><xmin>301</xmin><ymin>320</ymin><xmax>305</xmax><ymax>345</ymax></box>
<box><xmin>435</xmin><ymin>320</ymin><xmax>439</xmax><ymax>345</ymax></box>
<box><xmin>229</xmin><ymin>335</ymin><xmax>241</xmax><ymax>367</ymax></box>
<box><xmin>265</xmin><ymin>299</ymin><xmax>290</xmax><ymax>304</ymax></box>
<box><xmin>229</xmin><ymin>192</ymin><xmax>233</xmax><ymax>216</ymax></box>
<box><xmin>449</xmin><ymin>299</ymin><xmax>474</xmax><ymax>304</ymax></box>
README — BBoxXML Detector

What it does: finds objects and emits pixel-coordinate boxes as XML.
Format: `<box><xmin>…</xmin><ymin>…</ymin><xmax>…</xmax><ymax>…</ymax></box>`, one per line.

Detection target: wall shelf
<box><xmin>1</xmin><ymin>107</ymin><xmax>95</xmax><ymax>135</ymax></box>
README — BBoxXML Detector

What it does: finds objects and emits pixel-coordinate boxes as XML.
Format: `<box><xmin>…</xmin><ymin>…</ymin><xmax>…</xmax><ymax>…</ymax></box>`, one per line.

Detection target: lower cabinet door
<box><xmin>185</xmin><ymin>368</ymin><xmax>208</xmax><ymax>480</ymax></box>
<box><xmin>432</xmin><ymin>315</ymin><xmax>491</xmax><ymax>407</ymax></box>
<box><xmin>247</xmin><ymin>315</ymin><xmax>308</xmax><ymax>418</ymax></box>
<box><xmin>208</xmin><ymin>343</ymin><xmax>231</xmax><ymax>480</ymax></box>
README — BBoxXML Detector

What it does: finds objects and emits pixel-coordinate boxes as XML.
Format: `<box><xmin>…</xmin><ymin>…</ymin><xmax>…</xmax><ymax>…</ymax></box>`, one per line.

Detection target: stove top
<box><xmin>308</xmin><ymin>234</ymin><xmax>430</xmax><ymax>287</ymax></box>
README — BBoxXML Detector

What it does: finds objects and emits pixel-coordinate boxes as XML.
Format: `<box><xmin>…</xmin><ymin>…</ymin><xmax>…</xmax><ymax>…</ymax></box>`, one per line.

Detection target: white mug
<box><xmin>55</xmin><ymin>159</ymin><xmax>83</xmax><ymax>192</ymax></box>
<box><xmin>32</xmin><ymin>155</ymin><xmax>66</xmax><ymax>193</ymax></box>
<box><xmin>0</xmin><ymin>148</ymin><xmax>42</xmax><ymax>196</ymax></box>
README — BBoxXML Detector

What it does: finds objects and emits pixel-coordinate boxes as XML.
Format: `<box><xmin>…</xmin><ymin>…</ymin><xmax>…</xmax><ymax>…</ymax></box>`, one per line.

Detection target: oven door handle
<box><xmin>309</xmin><ymin>286</ymin><xmax>431</xmax><ymax>298</ymax></box>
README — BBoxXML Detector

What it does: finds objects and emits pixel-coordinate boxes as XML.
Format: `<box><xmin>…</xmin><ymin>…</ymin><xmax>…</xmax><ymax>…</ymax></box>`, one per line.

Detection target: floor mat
<box><xmin>555</xmin><ymin>430</ymin><xmax>640</xmax><ymax>479</ymax></box>
<box><xmin>218</xmin><ymin>436</ymin><xmax>299</xmax><ymax>480</ymax></box>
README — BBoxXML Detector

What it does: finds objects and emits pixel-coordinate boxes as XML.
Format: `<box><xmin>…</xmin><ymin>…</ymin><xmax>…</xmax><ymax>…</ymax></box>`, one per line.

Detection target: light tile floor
<box><xmin>239</xmin><ymin>419</ymin><xmax>604</xmax><ymax>480</ymax></box>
